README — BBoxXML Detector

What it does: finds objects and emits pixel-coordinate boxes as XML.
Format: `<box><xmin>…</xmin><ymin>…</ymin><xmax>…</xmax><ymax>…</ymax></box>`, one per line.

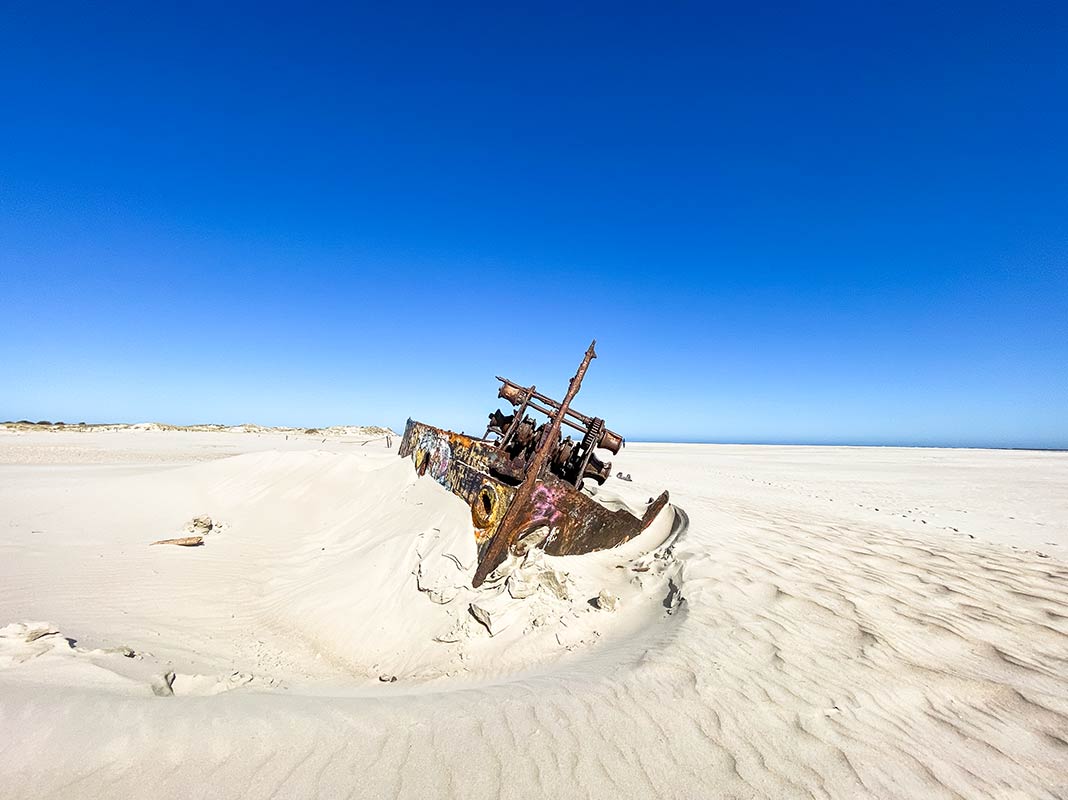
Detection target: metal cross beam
<box><xmin>471</xmin><ymin>340</ymin><xmax>598</xmax><ymax>587</ymax></box>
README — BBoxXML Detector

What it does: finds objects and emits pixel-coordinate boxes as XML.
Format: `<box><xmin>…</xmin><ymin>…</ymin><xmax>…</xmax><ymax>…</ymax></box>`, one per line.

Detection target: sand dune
<box><xmin>1</xmin><ymin>431</ymin><xmax>1066</xmax><ymax>798</ymax></box>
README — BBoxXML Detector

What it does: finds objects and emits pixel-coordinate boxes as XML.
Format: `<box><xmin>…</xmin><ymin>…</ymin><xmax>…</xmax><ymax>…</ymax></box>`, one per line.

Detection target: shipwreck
<box><xmin>399</xmin><ymin>341</ymin><xmax>670</xmax><ymax>587</ymax></box>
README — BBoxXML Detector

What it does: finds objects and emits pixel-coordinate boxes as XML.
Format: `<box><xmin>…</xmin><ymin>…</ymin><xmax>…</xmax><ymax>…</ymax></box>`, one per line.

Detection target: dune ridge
<box><xmin>1</xmin><ymin>432</ymin><xmax>1066</xmax><ymax>798</ymax></box>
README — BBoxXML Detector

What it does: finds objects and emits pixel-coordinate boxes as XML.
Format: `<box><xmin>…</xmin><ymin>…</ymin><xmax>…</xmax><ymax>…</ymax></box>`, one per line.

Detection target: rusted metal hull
<box><xmin>399</xmin><ymin>419</ymin><xmax>669</xmax><ymax>571</ymax></box>
<box><xmin>400</xmin><ymin>341</ymin><xmax>670</xmax><ymax>585</ymax></box>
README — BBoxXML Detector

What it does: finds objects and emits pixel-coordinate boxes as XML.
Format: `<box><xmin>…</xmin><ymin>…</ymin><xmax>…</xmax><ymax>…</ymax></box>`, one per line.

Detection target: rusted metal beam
<box><xmin>496</xmin><ymin>378</ymin><xmax>623</xmax><ymax>451</ymax></box>
<box><xmin>471</xmin><ymin>340</ymin><xmax>599</xmax><ymax>587</ymax></box>
<box><xmin>497</xmin><ymin>384</ymin><xmax>534</xmax><ymax>449</ymax></box>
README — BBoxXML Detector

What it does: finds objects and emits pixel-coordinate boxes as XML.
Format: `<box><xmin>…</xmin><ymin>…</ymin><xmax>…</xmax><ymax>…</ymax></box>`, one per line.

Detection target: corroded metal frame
<box><xmin>398</xmin><ymin>341</ymin><xmax>669</xmax><ymax>586</ymax></box>
<box><xmin>398</xmin><ymin>420</ymin><xmax>668</xmax><ymax>579</ymax></box>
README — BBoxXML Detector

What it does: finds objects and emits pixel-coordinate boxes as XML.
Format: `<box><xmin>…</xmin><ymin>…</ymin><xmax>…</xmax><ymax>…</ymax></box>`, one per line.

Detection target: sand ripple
<box><xmin>1</xmin><ymin>435</ymin><xmax>1066</xmax><ymax>798</ymax></box>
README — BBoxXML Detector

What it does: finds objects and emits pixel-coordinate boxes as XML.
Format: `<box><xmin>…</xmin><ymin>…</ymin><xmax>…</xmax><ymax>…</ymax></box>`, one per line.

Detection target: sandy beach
<box><xmin>1</xmin><ymin>426</ymin><xmax>1066</xmax><ymax>799</ymax></box>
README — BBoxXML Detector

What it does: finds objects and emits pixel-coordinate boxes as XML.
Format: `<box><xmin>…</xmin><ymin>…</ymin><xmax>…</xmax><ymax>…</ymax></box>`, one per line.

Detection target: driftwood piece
<box><xmin>150</xmin><ymin>536</ymin><xmax>204</xmax><ymax>547</ymax></box>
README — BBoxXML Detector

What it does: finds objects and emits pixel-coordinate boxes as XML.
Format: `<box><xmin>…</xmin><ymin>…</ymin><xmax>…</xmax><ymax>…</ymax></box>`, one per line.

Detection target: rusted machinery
<box><xmin>399</xmin><ymin>341</ymin><xmax>670</xmax><ymax>587</ymax></box>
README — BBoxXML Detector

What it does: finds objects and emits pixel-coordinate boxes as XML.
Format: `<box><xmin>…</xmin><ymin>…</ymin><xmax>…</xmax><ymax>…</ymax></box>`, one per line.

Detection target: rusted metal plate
<box><xmin>398</xmin><ymin>341</ymin><xmax>669</xmax><ymax>586</ymax></box>
<box><xmin>399</xmin><ymin>420</ymin><xmax>515</xmax><ymax>548</ymax></box>
<box><xmin>508</xmin><ymin>476</ymin><xmax>670</xmax><ymax>557</ymax></box>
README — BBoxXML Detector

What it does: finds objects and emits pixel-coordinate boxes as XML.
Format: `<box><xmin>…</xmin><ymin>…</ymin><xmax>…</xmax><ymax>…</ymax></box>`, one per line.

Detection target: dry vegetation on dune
<box><xmin>0</xmin><ymin>420</ymin><xmax>397</xmax><ymax>436</ymax></box>
<box><xmin>0</xmin><ymin>432</ymin><xmax>1066</xmax><ymax>799</ymax></box>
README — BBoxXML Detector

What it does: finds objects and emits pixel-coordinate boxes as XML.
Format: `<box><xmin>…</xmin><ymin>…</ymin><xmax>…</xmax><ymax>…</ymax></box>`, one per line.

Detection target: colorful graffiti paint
<box><xmin>416</xmin><ymin>430</ymin><xmax>451</xmax><ymax>483</ymax></box>
<box><xmin>399</xmin><ymin>418</ymin><xmax>668</xmax><ymax>566</ymax></box>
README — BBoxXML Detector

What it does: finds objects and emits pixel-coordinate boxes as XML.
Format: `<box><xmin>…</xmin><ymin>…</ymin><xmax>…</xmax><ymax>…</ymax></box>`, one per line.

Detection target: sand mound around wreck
<box><xmin>2</xmin><ymin>434</ymin><xmax>1067</xmax><ymax>799</ymax></box>
<box><xmin>0</xmin><ymin>448</ymin><xmax>683</xmax><ymax>694</ymax></box>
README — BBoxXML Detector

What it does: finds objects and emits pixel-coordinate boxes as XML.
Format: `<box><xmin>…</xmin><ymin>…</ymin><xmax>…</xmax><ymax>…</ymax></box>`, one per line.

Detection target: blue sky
<box><xmin>1</xmin><ymin>2</ymin><xmax>1065</xmax><ymax>447</ymax></box>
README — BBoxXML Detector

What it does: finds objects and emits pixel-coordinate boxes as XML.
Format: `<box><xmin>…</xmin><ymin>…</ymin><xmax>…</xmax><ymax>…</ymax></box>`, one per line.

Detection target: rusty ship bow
<box><xmin>399</xmin><ymin>341</ymin><xmax>670</xmax><ymax>586</ymax></box>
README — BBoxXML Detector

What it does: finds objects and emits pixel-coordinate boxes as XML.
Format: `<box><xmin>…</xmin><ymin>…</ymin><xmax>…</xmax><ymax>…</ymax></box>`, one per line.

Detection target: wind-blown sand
<box><xmin>1</xmin><ymin>427</ymin><xmax>1066</xmax><ymax>799</ymax></box>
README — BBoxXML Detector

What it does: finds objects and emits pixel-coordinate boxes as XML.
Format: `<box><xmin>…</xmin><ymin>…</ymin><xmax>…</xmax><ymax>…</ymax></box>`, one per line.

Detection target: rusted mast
<box><xmin>471</xmin><ymin>340</ymin><xmax>599</xmax><ymax>587</ymax></box>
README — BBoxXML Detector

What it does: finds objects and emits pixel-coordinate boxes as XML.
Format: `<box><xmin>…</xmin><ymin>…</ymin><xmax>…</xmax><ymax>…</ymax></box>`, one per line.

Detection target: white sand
<box><xmin>1</xmin><ymin>428</ymin><xmax>1066</xmax><ymax>799</ymax></box>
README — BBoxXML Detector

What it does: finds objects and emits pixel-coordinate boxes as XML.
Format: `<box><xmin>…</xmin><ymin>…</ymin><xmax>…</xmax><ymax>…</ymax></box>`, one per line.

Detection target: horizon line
<box><xmin>3</xmin><ymin>419</ymin><xmax>1065</xmax><ymax>453</ymax></box>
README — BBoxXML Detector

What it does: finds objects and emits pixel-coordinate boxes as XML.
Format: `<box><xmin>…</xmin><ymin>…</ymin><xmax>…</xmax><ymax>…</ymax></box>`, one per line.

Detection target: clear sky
<box><xmin>1</xmin><ymin>2</ymin><xmax>1065</xmax><ymax>448</ymax></box>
